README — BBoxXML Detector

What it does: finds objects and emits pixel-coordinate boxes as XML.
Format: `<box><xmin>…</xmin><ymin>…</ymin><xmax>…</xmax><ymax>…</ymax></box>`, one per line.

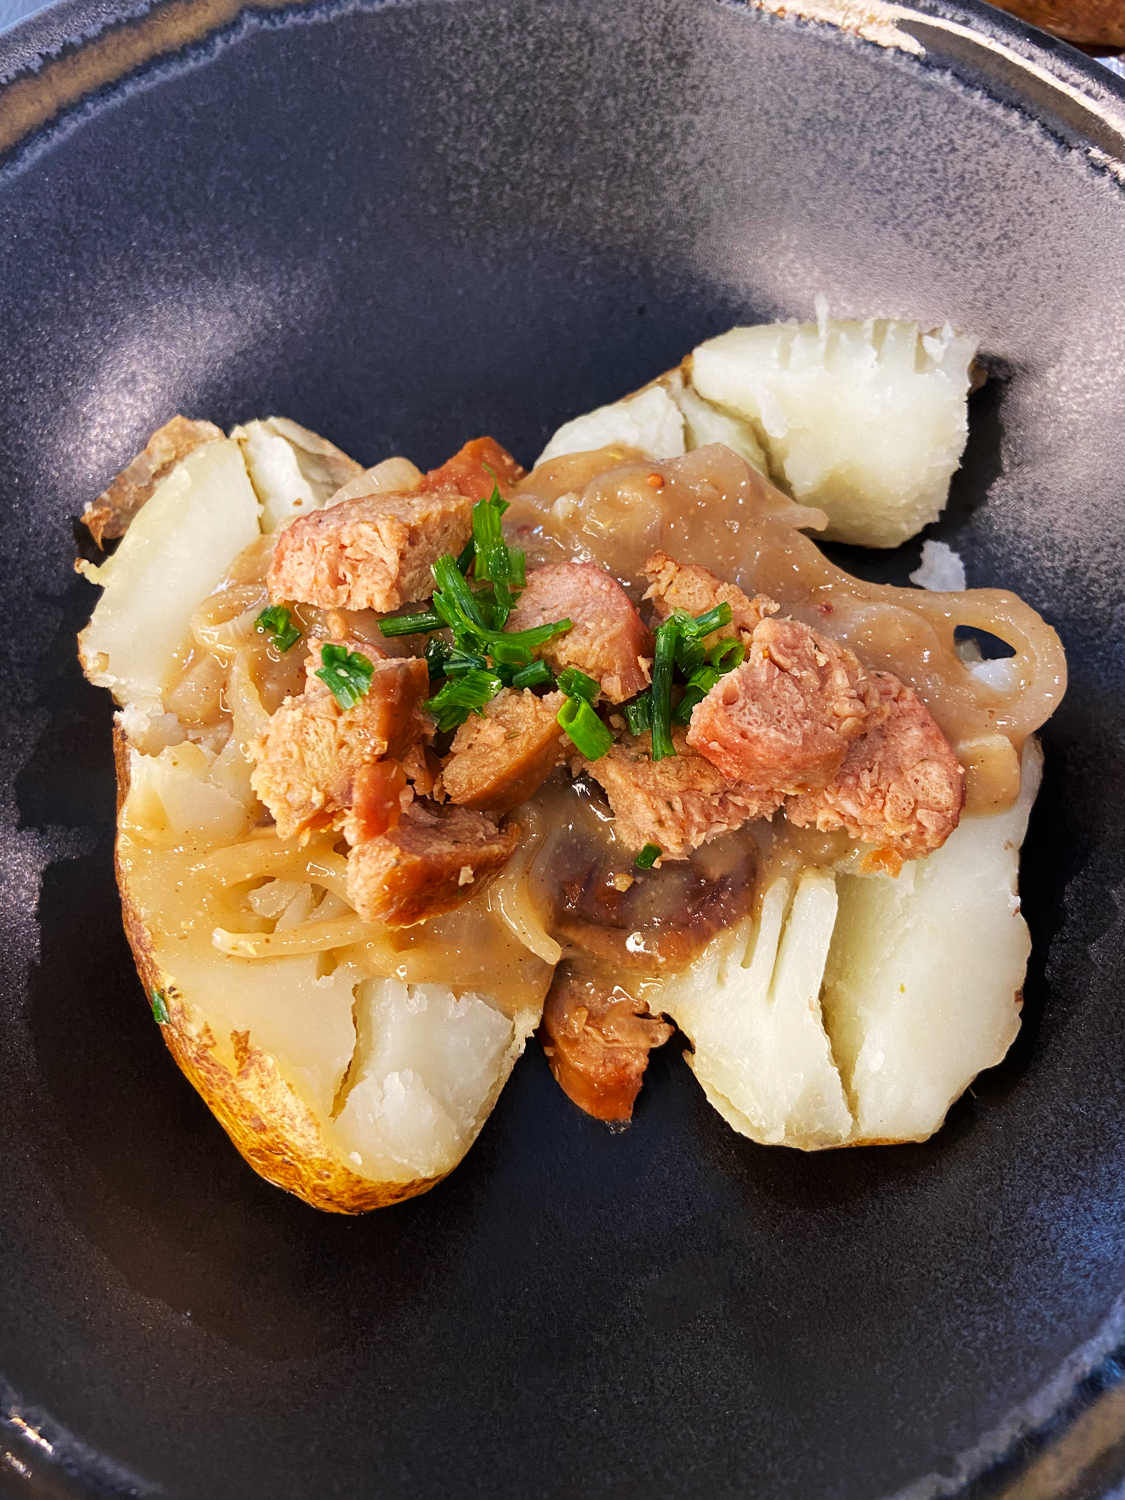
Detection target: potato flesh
<box><xmin>536</xmin><ymin>384</ymin><xmax>686</xmax><ymax>466</ymax></box>
<box><xmin>690</xmin><ymin>313</ymin><xmax>977</xmax><ymax>547</ymax></box>
<box><xmin>88</xmin><ymin>427</ymin><xmax>532</xmax><ymax>1200</ymax></box>
<box><xmin>332</xmin><ymin>980</ymin><xmax>517</xmax><ymax>1181</ymax></box>
<box><xmin>668</xmin><ymin>376</ymin><xmax>769</xmax><ymax>476</ymax></box>
<box><xmin>660</xmin><ymin>870</ymin><xmax>854</xmax><ymax>1148</ymax></box>
<box><xmin>236</xmin><ymin>420</ymin><xmax>320</xmax><ymax>531</ymax></box>
<box><xmin>77</xmin><ymin>438</ymin><xmax>261</xmax><ymax>706</ymax></box>
<box><xmin>654</xmin><ymin>743</ymin><xmax>1041</xmax><ymax>1149</ymax></box>
<box><xmin>823</xmin><ymin>740</ymin><xmax>1041</xmax><ymax>1142</ymax></box>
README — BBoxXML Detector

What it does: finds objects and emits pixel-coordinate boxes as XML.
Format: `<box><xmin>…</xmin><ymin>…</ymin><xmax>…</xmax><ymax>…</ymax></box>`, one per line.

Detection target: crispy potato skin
<box><xmin>112</xmin><ymin>726</ymin><xmax>446</xmax><ymax>1213</ymax></box>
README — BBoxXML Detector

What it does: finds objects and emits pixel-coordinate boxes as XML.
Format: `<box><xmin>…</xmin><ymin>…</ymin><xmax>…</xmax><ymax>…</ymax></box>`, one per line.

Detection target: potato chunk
<box><xmin>82</xmin><ymin>415</ymin><xmax>226</xmax><ymax>546</ymax></box>
<box><xmin>690</xmin><ymin>311</ymin><xmax>976</xmax><ymax>546</ymax></box>
<box><xmin>653</xmin><ymin>741</ymin><xmax>1043</xmax><ymax>1149</ymax></box>
<box><xmin>77</xmin><ymin>437</ymin><xmax>261</xmax><ymax>706</ymax></box>
<box><xmin>536</xmin><ymin>384</ymin><xmax>686</xmax><ymax>466</ymax></box>
<box><xmin>233</xmin><ymin>417</ymin><xmax>363</xmax><ymax>532</ymax></box>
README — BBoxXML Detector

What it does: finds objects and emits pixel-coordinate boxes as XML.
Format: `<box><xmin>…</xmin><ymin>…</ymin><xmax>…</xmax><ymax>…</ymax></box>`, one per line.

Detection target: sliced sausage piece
<box><xmin>686</xmin><ymin>616</ymin><xmax>878</xmax><ymax>792</ymax></box>
<box><xmin>346</xmin><ymin>800</ymin><xmax>521</xmax><ymax>926</ymax></box>
<box><xmin>423</xmin><ymin>435</ymin><xmax>525</xmax><ymax>499</ymax></box>
<box><xmin>266</xmin><ymin>434</ymin><xmax>525</xmax><ymax>613</ymax></box>
<box><xmin>82</xmin><ymin>415</ymin><xmax>223</xmax><ymax>546</ymax></box>
<box><xmin>341</xmin><ymin>760</ymin><xmax>411</xmax><ymax>845</ymax></box>
<box><xmin>539</xmin><ymin>964</ymin><xmax>673</xmax><ymax>1123</ymax></box>
<box><xmin>267</xmin><ymin>489</ymin><xmax>474</xmax><ymax>614</ymax></box>
<box><xmin>642</xmin><ymin>550</ymin><xmax>775</xmax><ymax>646</ymax></box>
<box><xmin>505</xmin><ymin>562</ymin><xmax>653</xmax><ymax>702</ymax></box>
<box><xmin>442</xmin><ymin>689</ymin><xmax>566</xmax><ymax>813</ymax></box>
<box><xmin>250</xmin><ymin>647</ymin><xmax>429</xmax><ymax>839</ymax></box>
<box><xmin>786</xmin><ymin>672</ymin><xmax>964</xmax><ymax>861</ymax></box>
<box><xmin>580</xmin><ymin>728</ymin><xmax>781</xmax><ymax>859</ymax></box>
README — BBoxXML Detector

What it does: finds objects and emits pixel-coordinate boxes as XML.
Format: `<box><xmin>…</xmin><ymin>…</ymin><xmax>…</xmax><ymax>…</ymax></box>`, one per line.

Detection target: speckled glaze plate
<box><xmin>2</xmin><ymin>2</ymin><xmax>1125</xmax><ymax>1497</ymax></box>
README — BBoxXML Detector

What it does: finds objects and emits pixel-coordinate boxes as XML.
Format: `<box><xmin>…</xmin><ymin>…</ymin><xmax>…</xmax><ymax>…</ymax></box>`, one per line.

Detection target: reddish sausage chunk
<box><xmin>422</xmin><ymin>435</ymin><xmax>525</xmax><ymax>499</ymax></box>
<box><xmin>642</xmin><ymin>550</ymin><xmax>775</xmax><ymax>647</ymax></box>
<box><xmin>346</xmin><ymin>800</ymin><xmax>521</xmax><ymax>926</ymax></box>
<box><xmin>442</xmin><ymin>689</ymin><xmax>565</xmax><ymax>814</ymax></box>
<box><xmin>267</xmin><ymin>436</ymin><xmax>524</xmax><ymax>614</ymax></box>
<box><xmin>250</xmin><ymin>645</ymin><xmax>429</xmax><ymax>839</ymax></box>
<box><xmin>267</xmin><ymin>489</ymin><xmax>473</xmax><ymax>614</ymax></box>
<box><xmin>580</xmin><ymin>728</ymin><xmax>781</xmax><ymax>858</ymax></box>
<box><xmin>786</xmin><ymin>672</ymin><xmax>964</xmax><ymax>861</ymax></box>
<box><xmin>539</xmin><ymin>965</ymin><xmax>673</xmax><ymax>1123</ymax></box>
<box><xmin>505</xmin><ymin>562</ymin><xmax>653</xmax><ymax>703</ymax></box>
<box><xmin>686</xmin><ymin>616</ymin><xmax>876</xmax><ymax>793</ymax></box>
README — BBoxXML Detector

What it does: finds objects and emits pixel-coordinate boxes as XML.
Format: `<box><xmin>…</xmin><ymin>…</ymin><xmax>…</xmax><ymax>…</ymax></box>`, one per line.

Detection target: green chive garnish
<box><xmin>315</xmin><ymin>643</ymin><xmax>375</xmax><ymax>709</ymax></box>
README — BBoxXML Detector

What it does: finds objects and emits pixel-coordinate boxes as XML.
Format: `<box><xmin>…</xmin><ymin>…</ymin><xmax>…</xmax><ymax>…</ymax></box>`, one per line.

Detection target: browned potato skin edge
<box><xmin>112</xmin><ymin>726</ymin><xmax>447</xmax><ymax>1214</ymax></box>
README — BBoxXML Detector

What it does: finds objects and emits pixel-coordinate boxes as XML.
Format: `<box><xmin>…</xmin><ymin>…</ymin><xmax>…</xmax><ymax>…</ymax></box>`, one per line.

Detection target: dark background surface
<box><xmin>1</xmin><ymin>1</ymin><xmax>1125</xmax><ymax>1496</ymax></box>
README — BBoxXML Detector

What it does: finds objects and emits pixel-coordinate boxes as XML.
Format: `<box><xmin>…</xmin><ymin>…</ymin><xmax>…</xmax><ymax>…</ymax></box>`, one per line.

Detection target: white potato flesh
<box><xmin>654</xmin><ymin>742</ymin><xmax>1041</xmax><ymax>1149</ymax></box>
<box><xmin>536</xmin><ymin>384</ymin><xmax>686</xmax><ymax>466</ymax></box>
<box><xmin>235</xmin><ymin>421</ymin><xmax>320</xmax><ymax>531</ymax></box>
<box><xmin>77</xmin><ymin>437</ymin><xmax>261</xmax><ymax>704</ymax></box>
<box><xmin>121</xmin><ymin>740</ymin><xmax>250</xmax><ymax>845</ymax></box>
<box><xmin>657</xmin><ymin>870</ymin><xmax>854</xmax><ymax>1148</ymax></box>
<box><xmin>690</xmin><ymin>312</ymin><xmax>977</xmax><ymax>547</ymax></box>
<box><xmin>231</xmin><ymin>416</ymin><xmax>365</xmax><ymax>529</ymax></box>
<box><xmin>119</xmin><ymin>745</ymin><xmax>532</xmax><ymax>1188</ymax></box>
<box><xmin>331</xmin><ymin>980</ymin><xmax>517</xmax><ymax>1182</ymax></box>
<box><xmin>822</xmin><ymin>739</ymin><xmax>1042</xmax><ymax>1142</ymax></box>
<box><xmin>665</xmin><ymin>374</ymin><xmax>770</xmax><ymax>476</ymax></box>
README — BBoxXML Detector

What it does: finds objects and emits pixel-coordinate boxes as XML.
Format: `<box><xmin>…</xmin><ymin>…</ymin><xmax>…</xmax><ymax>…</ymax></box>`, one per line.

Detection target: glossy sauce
<box><xmin>150</xmin><ymin>443</ymin><xmax>1066</xmax><ymax>1023</ymax></box>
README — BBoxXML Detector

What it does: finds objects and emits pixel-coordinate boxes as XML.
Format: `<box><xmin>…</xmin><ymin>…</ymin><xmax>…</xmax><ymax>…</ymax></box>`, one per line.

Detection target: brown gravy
<box><xmin>166</xmin><ymin>442</ymin><xmax>1064</xmax><ymax>1030</ymax></box>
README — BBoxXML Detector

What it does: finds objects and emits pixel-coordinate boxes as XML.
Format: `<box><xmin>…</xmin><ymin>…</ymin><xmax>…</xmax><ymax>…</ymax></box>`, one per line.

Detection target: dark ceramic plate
<box><xmin>2</xmin><ymin>1</ymin><xmax>1125</xmax><ymax>1496</ymax></box>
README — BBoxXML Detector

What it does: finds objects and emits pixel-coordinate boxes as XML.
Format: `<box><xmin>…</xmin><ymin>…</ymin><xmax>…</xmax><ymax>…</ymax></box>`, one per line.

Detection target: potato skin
<box><xmin>112</xmin><ymin>726</ymin><xmax>447</xmax><ymax>1213</ymax></box>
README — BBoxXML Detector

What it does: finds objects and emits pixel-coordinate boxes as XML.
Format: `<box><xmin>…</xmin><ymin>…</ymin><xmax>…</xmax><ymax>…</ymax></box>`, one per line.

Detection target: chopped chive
<box><xmin>709</xmin><ymin>638</ymin><xmax>746</xmax><ymax>672</ymax></box>
<box><xmin>427</xmin><ymin>667</ymin><xmax>503</xmax><ymax>732</ymax></box>
<box><xmin>151</xmin><ymin>989</ymin><xmax>170</xmax><ymax>1024</ymax></box>
<box><xmin>456</xmin><ymin>539</ymin><xmax>476</xmax><ymax>574</ymax></box>
<box><xmin>315</xmin><ymin>643</ymin><xmax>375</xmax><ymax>709</ymax></box>
<box><xmin>254</xmin><ymin>604</ymin><xmax>302</xmax><ymax>653</ymax></box>
<box><xmin>623</xmin><ymin>692</ymin><xmax>652</xmax><ymax>736</ymax></box>
<box><xmin>557</xmin><ymin>696</ymin><xmax>614</xmax><ymax>760</ymax></box>
<box><xmin>379</xmin><ymin>607</ymin><xmax>444</xmax><ymax>637</ymax></box>
<box><xmin>672</xmin><ymin>601</ymin><xmax>734</xmax><ymax>639</ymax></box>
<box><xmin>650</xmin><ymin>619</ymin><xmax>678</xmax><ymax>761</ymax></box>
<box><xmin>635</xmin><ymin>844</ymin><xmax>662</xmax><ymax>869</ymax></box>
<box><xmin>675</xmin><ymin>634</ymin><xmax>707</xmax><ymax>677</ymax></box>
<box><xmin>510</xmin><ymin>660</ymin><xmax>554</xmax><ymax>690</ymax></box>
<box><xmin>424</xmin><ymin>638</ymin><xmax>453</xmax><ymax>681</ymax></box>
<box><xmin>445</xmin><ymin>646</ymin><xmax>490</xmax><ymax>677</ymax></box>
<box><xmin>671</xmin><ymin>639</ymin><xmax>747</xmax><ymax>725</ymax></box>
<box><xmin>432</xmin><ymin>554</ymin><xmax>489</xmax><ymax>633</ymax></box>
<box><xmin>556</xmin><ymin>666</ymin><xmax>600</xmax><ymax>703</ymax></box>
<box><xmin>671</xmin><ymin>685</ymin><xmax>705</xmax><ymax>726</ymax></box>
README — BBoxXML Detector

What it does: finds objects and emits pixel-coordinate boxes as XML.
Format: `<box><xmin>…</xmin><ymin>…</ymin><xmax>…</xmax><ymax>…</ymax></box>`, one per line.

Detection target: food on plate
<box><xmin>76</xmin><ymin>312</ymin><xmax>1065</xmax><ymax>1210</ymax></box>
<box><xmin>538</xmin><ymin>304</ymin><xmax>977</xmax><ymax>547</ymax></box>
<box><xmin>987</xmin><ymin>0</ymin><xmax>1124</xmax><ymax>50</ymax></box>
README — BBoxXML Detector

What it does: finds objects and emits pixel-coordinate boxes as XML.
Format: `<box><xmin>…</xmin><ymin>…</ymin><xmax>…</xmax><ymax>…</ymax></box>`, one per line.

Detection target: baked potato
<box><xmin>76</xmin><ymin>311</ymin><xmax>1063</xmax><ymax>1209</ymax></box>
